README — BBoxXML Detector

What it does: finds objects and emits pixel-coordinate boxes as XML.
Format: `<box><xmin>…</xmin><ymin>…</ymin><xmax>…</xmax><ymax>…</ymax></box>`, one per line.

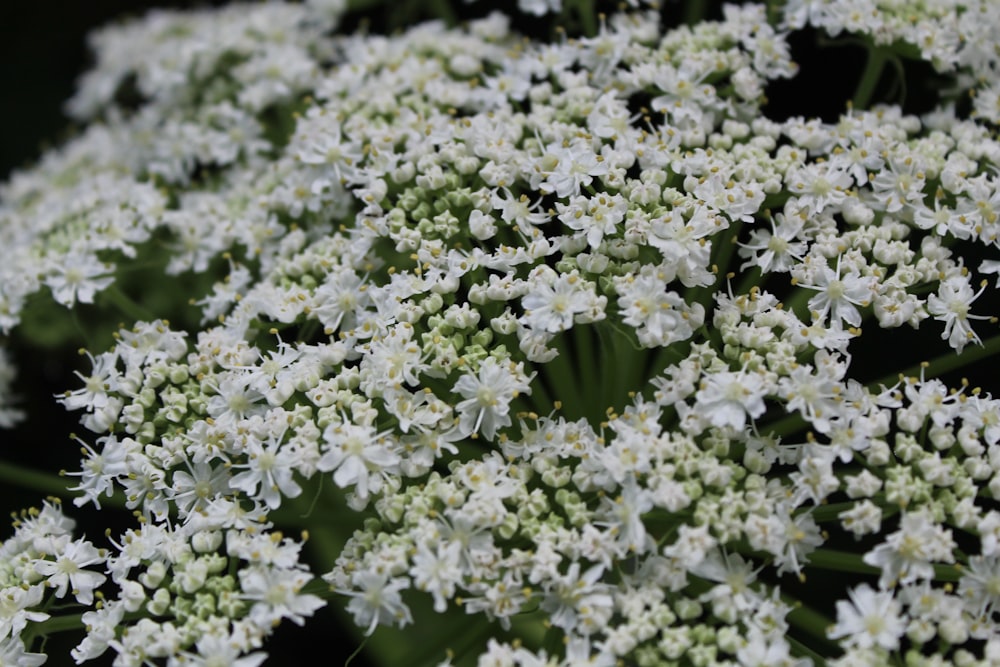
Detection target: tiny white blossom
<box><xmin>828</xmin><ymin>584</ymin><xmax>907</xmax><ymax>651</ymax></box>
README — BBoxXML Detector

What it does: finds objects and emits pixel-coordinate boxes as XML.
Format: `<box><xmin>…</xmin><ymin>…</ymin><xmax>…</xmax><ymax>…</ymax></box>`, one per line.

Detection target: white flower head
<box><xmin>694</xmin><ymin>368</ymin><xmax>769</xmax><ymax>431</ymax></box>
<box><xmin>453</xmin><ymin>357</ymin><xmax>532</xmax><ymax>441</ymax></box>
<box><xmin>828</xmin><ymin>584</ymin><xmax>907</xmax><ymax>651</ymax></box>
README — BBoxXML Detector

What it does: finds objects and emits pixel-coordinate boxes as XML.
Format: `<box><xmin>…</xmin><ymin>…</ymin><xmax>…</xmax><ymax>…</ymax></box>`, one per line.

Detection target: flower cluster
<box><xmin>0</xmin><ymin>499</ymin><xmax>324</xmax><ymax>666</ymax></box>
<box><xmin>0</xmin><ymin>501</ymin><xmax>102</xmax><ymax>667</ymax></box>
<box><xmin>74</xmin><ymin>517</ymin><xmax>323</xmax><ymax>667</ymax></box>
<box><xmin>3</xmin><ymin>0</ymin><xmax>1000</xmax><ymax>665</ymax></box>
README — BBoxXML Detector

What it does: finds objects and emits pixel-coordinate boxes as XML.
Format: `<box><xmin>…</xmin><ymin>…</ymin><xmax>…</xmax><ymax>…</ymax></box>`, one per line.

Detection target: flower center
<box><xmin>477</xmin><ymin>386</ymin><xmax>497</xmax><ymax>407</ymax></box>
<box><xmin>767</xmin><ymin>235</ymin><xmax>789</xmax><ymax>253</ymax></box>
<box><xmin>864</xmin><ymin>614</ymin><xmax>887</xmax><ymax>638</ymax></box>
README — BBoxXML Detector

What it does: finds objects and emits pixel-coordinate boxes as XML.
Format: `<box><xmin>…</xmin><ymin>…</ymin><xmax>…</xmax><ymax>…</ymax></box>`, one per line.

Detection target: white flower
<box><xmin>169</xmin><ymin>460</ymin><xmax>231</xmax><ymax>517</ymax></box>
<box><xmin>533</xmin><ymin>137</ymin><xmax>608</xmax><ymax>199</ymax></box>
<box><xmin>645</xmin><ymin>207</ymin><xmax>718</xmax><ymax>288</ymax></box>
<box><xmin>692</xmin><ymin>551</ymin><xmax>763</xmax><ymax>623</ymax></box>
<box><xmin>613</xmin><ymin>265</ymin><xmax>704</xmax><ymax>348</ymax></box>
<box><xmin>738</xmin><ymin>212</ymin><xmax>807</xmax><ymax>274</ymax></box>
<box><xmin>737</xmin><ymin>627</ymin><xmax>807</xmax><ymax>667</ymax></box>
<box><xmin>335</xmin><ymin>570</ymin><xmax>412</xmax><ymax>635</ymax></box>
<box><xmin>556</xmin><ymin>192</ymin><xmax>628</xmax><ymax>248</ymax></box>
<box><xmin>170</xmin><ymin>632</ymin><xmax>268</xmax><ymax>667</ymax></box>
<box><xmin>520</xmin><ymin>268</ymin><xmax>603</xmax><ymax>334</ymax></box>
<box><xmin>43</xmin><ymin>253</ymin><xmax>114</xmax><ymax>307</ymax></box>
<box><xmin>57</xmin><ymin>350</ymin><xmax>120</xmax><ymax>413</ymax></box>
<box><xmin>491</xmin><ymin>188</ymin><xmax>550</xmax><ymax>237</ymax></box>
<box><xmin>777</xmin><ymin>362</ymin><xmax>843</xmax><ymax>434</ymax></box>
<box><xmin>926</xmin><ymin>276</ymin><xmax>989</xmax><ymax>352</ymax></box>
<box><xmin>863</xmin><ymin>511</ymin><xmax>956</xmax><ymax>588</ymax></box>
<box><xmin>796</xmin><ymin>256</ymin><xmax>873</xmax><ymax>328</ymax></box>
<box><xmin>693</xmin><ymin>368</ymin><xmax>769</xmax><ymax>431</ymax></box>
<box><xmin>32</xmin><ymin>538</ymin><xmax>107</xmax><ymax>605</ymax></box>
<box><xmin>72</xmin><ymin>601</ymin><xmax>125</xmax><ymax>663</ymax></box>
<box><xmin>838</xmin><ymin>500</ymin><xmax>882</xmax><ymax>538</ymax></box>
<box><xmin>228</xmin><ymin>423</ymin><xmax>304</xmax><ymax>510</ymax></box>
<box><xmin>318</xmin><ymin>419</ymin><xmax>400</xmax><ymax>504</ymax></box>
<box><xmin>0</xmin><ymin>585</ymin><xmax>48</xmax><ymax>643</ymax></box>
<box><xmin>240</xmin><ymin>565</ymin><xmax>325</xmax><ymax>627</ymax></box>
<box><xmin>359</xmin><ymin>323</ymin><xmax>427</xmax><ymax>395</ymax></box>
<box><xmin>453</xmin><ymin>357</ymin><xmax>532</xmax><ymax>441</ymax></box>
<box><xmin>870</xmin><ymin>152</ymin><xmax>927</xmax><ymax>213</ymax></box>
<box><xmin>411</xmin><ymin>540</ymin><xmax>463</xmax><ymax>613</ymax></box>
<box><xmin>539</xmin><ymin>561</ymin><xmax>613</xmax><ymax>635</ymax></box>
<box><xmin>787</xmin><ymin>162</ymin><xmax>853</xmax><ymax>216</ymax></box>
<box><xmin>11</xmin><ymin>1</ymin><xmax>1000</xmax><ymax>665</ymax></box>
<box><xmin>0</xmin><ymin>636</ymin><xmax>46</xmax><ymax>667</ymax></box>
<box><xmin>594</xmin><ymin>477</ymin><xmax>654</xmax><ymax>553</ymax></box>
<box><xmin>958</xmin><ymin>555</ymin><xmax>1000</xmax><ymax>616</ymax></box>
<box><xmin>828</xmin><ymin>584</ymin><xmax>907</xmax><ymax>651</ymax></box>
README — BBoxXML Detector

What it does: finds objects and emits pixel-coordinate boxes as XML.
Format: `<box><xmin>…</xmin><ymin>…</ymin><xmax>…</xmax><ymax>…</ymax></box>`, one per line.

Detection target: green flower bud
<box><xmin>147</xmin><ymin>587</ymin><xmax>171</xmax><ymax>616</ymax></box>
<box><xmin>674</xmin><ymin>598</ymin><xmax>702</xmax><ymax>620</ymax></box>
<box><xmin>192</xmin><ymin>591</ymin><xmax>216</xmax><ymax>619</ymax></box>
<box><xmin>496</xmin><ymin>512</ymin><xmax>519</xmax><ymax>540</ymax></box>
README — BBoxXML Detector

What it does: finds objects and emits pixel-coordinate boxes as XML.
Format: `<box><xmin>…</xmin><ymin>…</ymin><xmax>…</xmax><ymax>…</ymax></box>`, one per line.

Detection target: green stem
<box><xmin>596</xmin><ymin>319</ymin><xmax>640</xmax><ymax>417</ymax></box>
<box><xmin>646</xmin><ymin>339</ymin><xmax>692</xmax><ymax>391</ymax></box>
<box><xmin>785</xmin><ymin>604</ymin><xmax>837</xmax><ymax>653</ymax></box>
<box><xmin>574</xmin><ymin>325</ymin><xmax>603</xmax><ymax>426</ymax></box>
<box><xmin>100</xmin><ymin>284</ymin><xmax>157</xmax><ymax>323</ymax></box>
<box><xmin>566</xmin><ymin>0</ymin><xmax>598</xmax><ymax>37</ymax></box>
<box><xmin>759</xmin><ymin>410</ymin><xmax>810</xmax><ymax>440</ymax></box>
<box><xmin>867</xmin><ymin>332</ymin><xmax>1000</xmax><ymax>392</ymax></box>
<box><xmin>787</xmin><ymin>635</ymin><xmax>828</xmax><ymax>666</ymax></box>
<box><xmin>287</xmin><ymin>487</ymin><xmax>401</xmax><ymax>667</ymax></box>
<box><xmin>764</xmin><ymin>0</ymin><xmax>784</xmax><ymax>26</ymax></box>
<box><xmin>286</xmin><ymin>482</ymin><xmax>354</xmax><ymax>567</ymax></box>
<box><xmin>69</xmin><ymin>307</ymin><xmax>95</xmax><ymax>351</ymax></box>
<box><xmin>852</xmin><ymin>47</ymin><xmax>888</xmax><ymax>110</ymax></box>
<box><xmin>268</xmin><ymin>475</ymin><xmax>326</xmax><ymax>529</ymax></box>
<box><xmin>782</xmin><ymin>273</ymin><xmax>828</xmax><ymax>321</ymax></box>
<box><xmin>518</xmin><ymin>367</ymin><xmax>555</xmax><ymax>423</ymax></box>
<box><xmin>806</xmin><ymin>548</ymin><xmax>880</xmax><ymax>577</ymax></box>
<box><xmin>684</xmin><ymin>221</ymin><xmax>743</xmax><ymax>325</ymax></box>
<box><xmin>0</xmin><ymin>460</ymin><xmax>76</xmax><ymax>500</ymax></box>
<box><xmin>414</xmin><ymin>616</ymin><xmax>497</xmax><ymax>667</ymax></box>
<box><xmin>345</xmin><ymin>635</ymin><xmax>371</xmax><ymax>667</ymax></box>
<box><xmin>807</xmin><ymin>499</ymin><xmax>899</xmax><ymax>524</ymax></box>
<box><xmin>807</xmin><ymin>548</ymin><xmax>963</xmax><ymax>582</ymax></box>
<box><xmin>713</xmin><ymin>219</ymin><xmax>743</xmax><ymax>285</ymax></box>
<box><xmin>733</xmin><ymin>267</ymin><xmax>764</xmax><ymax>302</ymax></box>
<box><xmin>543</xmin><ymin>331</ymin><xmax>578</xmax><ymax>400</ymax></box>
<box><xmin>24</xmin><ymin>611</ymin><xmax>86</xmax><ymax>644</ymax></box>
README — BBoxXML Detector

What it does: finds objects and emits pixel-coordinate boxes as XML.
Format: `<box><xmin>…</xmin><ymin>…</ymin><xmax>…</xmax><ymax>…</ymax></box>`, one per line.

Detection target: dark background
<box><xmin>0</xmin><ymin>1</ymin><xmax>232</xmax><ymax>180</ymax></box>
<box><xmin>0</xmin><ymin>1</ymin><xmax>258</xmax><ymax>179</ymax></box>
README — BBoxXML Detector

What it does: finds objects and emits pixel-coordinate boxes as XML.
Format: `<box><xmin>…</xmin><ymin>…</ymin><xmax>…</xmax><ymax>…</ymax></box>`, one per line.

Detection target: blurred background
<box><xmin>0</xmin><ymin>1</ymin><xmax>230</xmax><ymax>180</ymax></box>
<box><xmin>1</xmin><ymin>0</ymin><xmax>907</xmax><ymax>181</ymax></box>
